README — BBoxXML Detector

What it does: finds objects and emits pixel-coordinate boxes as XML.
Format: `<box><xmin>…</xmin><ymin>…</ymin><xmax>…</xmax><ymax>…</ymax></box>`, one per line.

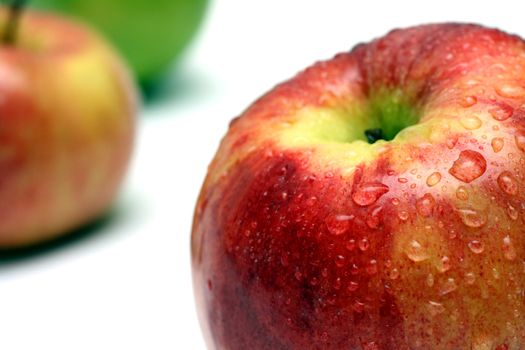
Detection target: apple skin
<box><xmin>31</xmin><ymin>0</ymin><xmax>208</xmax><ymax>86</ymax></box>
<box><xmin>0</xmin><ymin>9</ymin><xmax>137</xmax><ymax>247</ymax></box>
<box><xmin>192</xmin><ymin>24</ymin><xmax>525</xmax><ymax>349</ymax></box>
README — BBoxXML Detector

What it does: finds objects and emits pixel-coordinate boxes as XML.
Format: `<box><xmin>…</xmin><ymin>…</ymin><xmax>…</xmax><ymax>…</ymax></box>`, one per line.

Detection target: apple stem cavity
<box><xmin>364</xmin><ymin>128</ymin><xmax>385</xmax><ymax>144</ymax></box>
<box><xmin>2</xmin><ymin>0</ymin><xmax>27</xmax><ymax>46</ymax></box>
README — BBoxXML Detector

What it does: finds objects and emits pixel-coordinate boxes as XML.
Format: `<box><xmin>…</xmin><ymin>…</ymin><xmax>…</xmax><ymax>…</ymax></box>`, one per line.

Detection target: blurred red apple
<box><xmin>192</xmin><ymin>24</ymin><xmax>525</xmax><ymax>349</ymax></box>
<box><xmin>0</xmin><ymin>5</ymin><xmax>137</xmax><ymax>247</ymax></box>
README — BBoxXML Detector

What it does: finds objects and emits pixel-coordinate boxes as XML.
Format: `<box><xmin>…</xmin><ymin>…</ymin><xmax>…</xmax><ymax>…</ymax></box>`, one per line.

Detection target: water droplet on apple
<box><xmin>460</xmin><ymin>95</ymin><xmax>477</xmax><ymax>107</ymax></box>
<box><xmin>503</xmin><ymin>235</ymin><xmax>517</xmax><ymax>261</ymax></box>
<box><xmin>391</xmin><ymin>197</ymin><xmax>400</xmax><ymax>205</ymax></box>
<box><xmin>426</xmin><ymin>172</ymin><xmax>442</xmax><ymax>187</ymax></box>
<box><xmin>492</xmin><ymin>267</ymin><xmax>500</xmax><ymax>279</ymax></box>
<box><xmin>389</xmin><ymin>268</ymin><xmax>400</xmax><ymax>280</ymax></box>
<box><xmin>489</xmin><ymin>103</ymin><xmax>513</xmax><ymax>121</ymax></box>
<box><xmin>507</xmin><ymin>204</ymin><xmax>519</xmax><ymax>220</ymax></box>
<box><xmin>436</xmin><ymin>256</ymin><xmax>451</xmax><ymax>273</ymax></box>
<box><xmin>346</xmin><ymin>239</ymin><xmax>356</xmax><ymax>251</ymax></box>
<box><xmin>427</xmin><ymin>300</ymin><xmax>445</xmax><ymax>316</ymax></box>
<box><xmin>352</xmin><ymin>182</ymin><xmax>389</xmax><ymax>206</ymax></box>
<box><xmin>398</xmin><ymin>177</ymin><xmax>408</xmax><ymax>183</ymax></box>
<box><xmin>465</xmin><ymin>272</ymin><xmax>476</xmax><ymax>285</ymax></box>
<box><xmin>333</xmin><ymin>277</ymin><xmax>342</xmax><ymax>290</ymax></box>
<box><xmin>439</xmin><ymin>277</ymin><xmax>457</xmax><ymax>295</ymax></box>
<box><xmin>335</xmin><ymin>255</ymin><xmax>346</xmax><ymax>267</ymax></box>
<box><xmin>496</xmin><ymin>83</ymin><xmax>525</xmax><ymax>98</ymax></box>
<box><xmin>456</xmin><ymin>186</ymin><xmax>469</xmax><ymax>200</ymax></box>
<box><xmin>468</xmin><ymin>240</ymin><xmax>485</xmax><ymax>254</ymax></box>
<box><xmin>447</xmin><ymin>136</ymin><xmax>458</xmax><ymax>149</ymax></box>
<box><xmin>325</xmin><ymin>214</ymin><xmax>352</xmax><ymax>235</ymax></box>
<box><xmin>515</xmin><ymin>132</ymin><xmax>525</xmax><ymax>152</ymax></box>
<box><xmin>465</xmin><ymin>78</ymin><xmax>480</xmax><ymax>86</ymax></box>
<box><xmin>359</xmin><ymin>238</ymin><xmax>370</xmax><ymax>251</ymax></box>
<box><xmin>348</xmin><ymin>280</ymin><xmax>359</xmax><ymax>292</ymax></box>
<box><xmin>352</xmin><ymin>300</ymin><xmax>365</xmax><ymax>313</ymax></box>
<box><xmin>459</xmin><ymin>208</ymin><xmax>487</xmax><ymax>228</ymax></box>
<box><xmin>320</xmin><ymin>331</ymin><xmax>328</xmax><ymax>342</ymax></box>
<box><xmin>366</xmin><ymin>259</ymin><xmax>378</xmax><ymax>275</ymax></box>
<box><xmin>397</xmin><ymin>210</ymin><xmax>409</xmax><ymax>221</ymax></box>
<box><xmin>426</xmin><ymin>273</ymin><xmax>435</xmax><ymax>287</ymax></box>
<box><xmin>497</xmin><ymin>171</ymin><xmax>518</xmax><ymax>195</ymax></box>
<box><xmin>416</xmin><ymin>193</ymin><xmax>435</xmax><ymax>217</ymax></box>
<box><xmin>460</xmin><ymin>115</ymin><xmax>482</xmax><ymax>130</ymax></box>
<box><xmin>491</xmin><ymin>137</ymin><xmax>504</xmax><ymax>153</ymax></box>
<box><xmin>449</xmin><ymin>150</ymin><xmax>487</xmax><ymax>183</ymax></box>
<box><xmin>306</xmin><ymin>196</ymin><xmax>318</xmax><ymax>206</ymax></box>
<box><xmin>405</xmin><ymin>240</ymin><xmax>430</xmax><ymax>262</ymax></box>
<box><xmin>366</xmin><ymin>206</ymin><xmax>382</xmax><ymax>229</ymax></box>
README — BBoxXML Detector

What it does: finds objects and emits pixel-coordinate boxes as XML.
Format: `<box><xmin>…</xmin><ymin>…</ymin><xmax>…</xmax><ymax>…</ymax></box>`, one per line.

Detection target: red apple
<box><xmin>192</xmin><ymin>23</ymin><xmax>525</xmax><ymax>349</ymax></box>
<box><xmin>0</xmin><ymin>6</ymin><xmax>137</xmax><ymax>247</ymax></box>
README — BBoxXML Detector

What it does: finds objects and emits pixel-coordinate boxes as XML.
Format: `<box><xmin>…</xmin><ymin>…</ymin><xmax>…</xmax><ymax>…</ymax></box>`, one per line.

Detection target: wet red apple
<box><xmin>0</xmin><ymin>6</ymin><xmax>137</xmax><ymax>247</ymax></box>
<box><xmin>192</xmin><ymin>23</ymin><xmax>525</xmax><ymax>349</ymax></box>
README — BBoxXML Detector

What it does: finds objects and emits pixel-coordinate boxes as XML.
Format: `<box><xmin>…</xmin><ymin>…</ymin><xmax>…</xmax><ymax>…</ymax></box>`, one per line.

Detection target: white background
<box><xmin>1</xmin><ymin>0</ymin><xmax>524</xmax><ymax>349</ymax></box>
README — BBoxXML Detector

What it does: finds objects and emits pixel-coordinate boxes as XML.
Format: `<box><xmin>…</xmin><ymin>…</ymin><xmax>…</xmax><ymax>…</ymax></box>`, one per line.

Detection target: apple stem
<box><xmin>2</xmin><ymin>0</ymin><xmax>27</xmax><ymax>46</ymax></box>
<box><xmin>364</xmin><ymin>128</ymin><xmax>384</xmax><ymax>144</ymax></box>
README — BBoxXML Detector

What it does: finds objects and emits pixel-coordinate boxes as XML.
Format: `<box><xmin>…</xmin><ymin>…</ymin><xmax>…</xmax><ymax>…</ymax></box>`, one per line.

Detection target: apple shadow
<box><xmin>0</xmin><ymin>209</ymin><xmax>119</xmax><ymax>267</ymax></box>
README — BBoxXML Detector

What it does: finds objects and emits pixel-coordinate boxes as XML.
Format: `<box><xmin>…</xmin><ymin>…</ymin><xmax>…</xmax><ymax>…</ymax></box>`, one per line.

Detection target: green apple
<box><xmin>32</xmin><ymin>0</ymin><xmax>208</xmax><ymax>86</ymax></box>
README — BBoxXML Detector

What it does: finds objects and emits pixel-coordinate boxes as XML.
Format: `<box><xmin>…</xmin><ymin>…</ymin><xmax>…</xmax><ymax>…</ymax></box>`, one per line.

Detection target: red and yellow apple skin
<box><xmin>0</xmin><ymin>9</ymin><xmax>137</xmax><ymax>247</ymax></box>
<box><xmin>192</xmin><ymin>24</ymin><xmax>525</xmax><ymax>349</ymax></box>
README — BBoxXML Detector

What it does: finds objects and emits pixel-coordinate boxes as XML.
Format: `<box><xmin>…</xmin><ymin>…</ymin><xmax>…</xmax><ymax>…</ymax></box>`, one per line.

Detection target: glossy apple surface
<box><xmin>32</xmin><ymin>0</ymin><xmax>208</xmax><ymax>86</ymax></box>
<box><xmin>0</xmin><ymin>8</ymin><xmax>137</xmax><ymax>247</ymax></box>
<box><xmin>192</xmin><ymin>24</ymin><xmax>525</xmax><ymax>349</ymax></box>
